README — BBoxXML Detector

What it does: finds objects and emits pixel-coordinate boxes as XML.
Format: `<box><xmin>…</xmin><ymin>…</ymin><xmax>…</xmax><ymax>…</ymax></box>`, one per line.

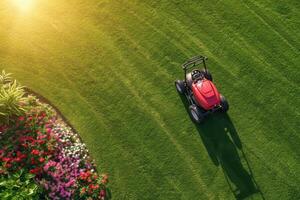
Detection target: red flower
<box><xmin>2</xmin><ymin>157</ymin><xmax>11</xmax><ymax>162</ymax></box>
<box><xmin>99</xmin><ymin>189</ymin><xmax>106</xmax><ymax>198</ymax></box>
<box><xmin>29</xmin><ymin>167</ymin><xmax>41</xmax><ymax>175</ymax></box>
<box><xmin>4</xmin><ymin>163</ymin><xmax>12</xmax><ymax>168</ymax></box>
<box><xmin>31</xmin><ymin>158</ymin><xmax>36</xmax><ymax>165</ymax></box>
<box><xmin>39</xmin><ymin>157</ymin><xmax>45</xmax><ymax>163</ymax></box>
<box><xmin>31</xmin><ymin>149</ymin><xmax>40</xmax><ymax>155</ymax></box>
<box><xmin>79</xmin><ymin>171</ymin><xmax>91</xmax><ymax>180</ymax></box>
<box><xmin>18</xmin><ymin>116</ymin><xmax>25</xmax><ymax>121</ymax></box>
<box><xmin>89</xmin><ymin>184</ymin><xmax>99</xmax><ymax>190</ymax></box>
<box><xmin>16</xmin><ymin>151</ymin><xmax>27</xmax><ymax>161</ymax></box>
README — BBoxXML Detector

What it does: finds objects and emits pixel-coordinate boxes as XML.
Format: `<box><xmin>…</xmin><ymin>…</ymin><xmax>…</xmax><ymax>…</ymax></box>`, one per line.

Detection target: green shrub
<box><xmin>0</xmin><ymin>170</ymin><xmax>43</xmax><ymax>200</ymax></box>
<box><xmin>0</xmin><ymin>71</ymin><xmax>26</xmax><ymax>124</ymax></box>
<box><xmin>0</xmin><ymin>70</ymin><xmax>12</xmax><ymax>85</ymax></box>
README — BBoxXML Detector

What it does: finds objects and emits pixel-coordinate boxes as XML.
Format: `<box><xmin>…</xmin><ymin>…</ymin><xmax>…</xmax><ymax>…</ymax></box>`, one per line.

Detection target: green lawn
<box><xmin>1</xmin><ymin>0</ymin><xmax>300</xmax><ymax>199</ymax></box>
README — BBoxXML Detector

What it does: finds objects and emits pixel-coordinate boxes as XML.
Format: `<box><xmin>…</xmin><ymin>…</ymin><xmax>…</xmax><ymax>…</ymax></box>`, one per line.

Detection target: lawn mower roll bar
<box><xmin>181</xmin><ymin>55</ymin><xmax>208</xmax><ymax>82</ymax></box>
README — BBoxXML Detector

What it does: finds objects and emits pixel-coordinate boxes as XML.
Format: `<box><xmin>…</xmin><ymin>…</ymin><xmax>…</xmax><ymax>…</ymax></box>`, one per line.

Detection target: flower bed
<box><xmin>0</xmin><ymin>92</ymin><xmax>110</xmax><ymax>199</ymax></box>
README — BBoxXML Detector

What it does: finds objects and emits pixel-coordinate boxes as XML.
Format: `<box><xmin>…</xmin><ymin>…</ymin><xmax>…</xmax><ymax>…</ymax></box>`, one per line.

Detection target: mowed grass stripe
<box><xmin>96</xmin><ymin>0</ymin><xmax>230</xmax><ymax>184</ymax></box>
<box><xmin>129</xmin><ymin>0</ymin><xmax>300</xmax><ymax>197</ymax></box>
<box><xmin>97</xmin><ymin>0</ymin><xmax>296</xmax><ymax>198</ymax></box>
<box><xmin>78</xmin><ymin>3</ymin><xmax>229</xmax><ymax>198</ymax></box>
<box><xmin>89</xmin><ymin>32</ymin><xmax>216</xmax><ymax>198</ymax></box>
<box><xmin>123</xmin><ymin>0</ymin><xmax>300</xmax><ymax>143</ymax></box>
<box><xmin>242</xmin><ymin>0</ymin><xmax>300</xmax><ymax>48</ymax></box>
<box><xmin>48</xmin><ymin>24</ymin><xmax>213</xmax><ymax>197</ymax></box>
<box><xmin>85</xmin><ymin>0</ymin><xmax>300</xmax><ymax>197</ymax></box>
<box><xmin>1</xmin><ymin>0</ymin><xmax>300</xmax><ymax>199</ymax></box>
<box><xmin>241</xmin><ymin>1</ymin><xmax>298</xmax><ymax>52</ymax></box>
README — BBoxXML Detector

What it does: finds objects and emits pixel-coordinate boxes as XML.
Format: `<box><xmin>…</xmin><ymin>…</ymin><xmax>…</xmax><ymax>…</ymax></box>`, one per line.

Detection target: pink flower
<box><xmin>100</xmin><ymin>189</ymin><xmax>106</xmax><ymax>197</ymax></box>
<box><xmin>46</xmin><ymin>128</ymin><xmax>52</xmax><ymax>134</ymax></box>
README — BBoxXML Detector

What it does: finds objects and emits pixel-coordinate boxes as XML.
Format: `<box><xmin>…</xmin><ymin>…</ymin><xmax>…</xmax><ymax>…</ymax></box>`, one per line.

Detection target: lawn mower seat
<box><xmin>192</xmin><ymin>70</ymin><xmax>202</xmax><ymax>80</ymax></box>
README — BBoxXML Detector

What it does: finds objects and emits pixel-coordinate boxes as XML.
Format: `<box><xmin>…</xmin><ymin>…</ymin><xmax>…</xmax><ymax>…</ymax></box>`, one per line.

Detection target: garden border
<box><xmin>24</xmin><ymin>87</ymin><xmax>98</xmax><ymax>173</ymax></box>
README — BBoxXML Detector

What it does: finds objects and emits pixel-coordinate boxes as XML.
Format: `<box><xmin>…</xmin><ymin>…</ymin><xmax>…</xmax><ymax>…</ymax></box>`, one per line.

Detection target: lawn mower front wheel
<box><xmin>175</xmin><ymin>80</ymin><xmax>186</xmax><ymax>95</ymax></box>
<box><xmin>189</xmin><ymin>105</ymin><xmax>204</xmax><ymax>123</ymax></box>
<box><xmin>220</xmin><ymin>94</ymin><xmax>229</xmax><ymax>112</ymax></box>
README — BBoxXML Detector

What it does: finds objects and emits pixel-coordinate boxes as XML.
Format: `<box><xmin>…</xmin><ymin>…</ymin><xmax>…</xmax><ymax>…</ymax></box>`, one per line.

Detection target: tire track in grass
<box><xmin>86</xmin><ymin>19</ymin><xmax>217</xmax><ymax>197</ymax></box>
<box><xmin>166</xmin><ymin>0</ymin><xmax>299</xmax><ymax>87</ymax></box>
<box><xmin>241</xmin><ymin>0</ymin><xmax>300</xmax><ymax>51</ymax></box>
<box><xmin>54</xmin><ymin>69</ymin><xmax>168</xmax><ymax>199</ymax></box>
<box><xmin>111</xmin><ymin>72</ymin><xmax>214</xmax><ymax>199</ymax></box>
<box><xmin>55</xmin><ymin>24</ymin><xmax>211</xmax><ymax>198</ymax></box>
<box><xmin>244</xmin><ymin>145</ymin><xmax>300</xmax><ymax>193</ymax></box>
<box><xmin>16</xmin><ymin>66</ymin><xmax>158</xmax><ymax>196</ymax></box>
<box><xmin>49</xmin><ymin>26</ymin><xmax>173</xmax><ymax>191</ymax></box>
<box><xmin>157</xmin><ymin>0</ymin><xmax>297</xmax><ymax>133</ymax></box>
<box><xmin>81</xmin><ymin>2</ymin><xmax>300</xmax><ymax>191</ymax></box>
<box><xmin>25</xmin><ymin>35</ymin><xmax>169</xmax><ymax>197</ymax></box>
<box><xmin>100</xmin><ymin>3</ymin><xmax>300</xmax><ymax>195</ymax></box>
<box><xmin>240</xmin><ymin>2</ymin><xmax>299</xmax><ymax>53</ymax></box>
<box><xmin>99</xmin><ymin>43</ymin><xmax>214</xmax><ymax>200</ymax></box>
<box><xmin>201</xmin><ymin>20</ymin><xmax>299</xmax><ymax>97</ymax></box>
<box><xmin>56</xmin><ymin>47</ymin><xmax>300</xmax><ymax>196</ymax></box>
<box><xmin>99</xmin><ymin>33</ymin><xmax>231</xmax><ymax>198</ymax></box>
<box><xmin>110</xmin><ymin>0</ymin><xmax>194</xmax><ymax>58</ymax></box>
<box><xmin>182</xmin><ymin>1</ymin><xmax>300</xmax><ymax>86</ymax></box>
<box><xmin>184</xmin><ymin>3</ymin><xmax>300</xmax><ymax>138</ymax></box>
<box><xmin>254</xmin><ymin>0</ymin><xmax>300</xmax><ymax>45</ymax></box>
<box><xmin>205</xmin><ymin>52</ymin><xmax>296</xmax><ymax>178</ymax></box>
<box><xmin>152</xmin><ymin>5</ymin><xmax>300</xmax><ymax>188</ymax></box>
<box><xmin>6</xmin><ymin>0</ymin><xmax>300</xmax><ymax>198</ymax></box>
<box><xmin>89</xmin><ymin>13</ymin><xmax>230</xmax><ymax>197</ymax></box>
<box><xmin>107</xmin><ymin>1</ymin><xmax>236</xmax><ymax>84</ymax></box>
<box><xmin>185</xmin><ymin>5</ymin><xmax>297</xmax><ymax>141</ymax></box>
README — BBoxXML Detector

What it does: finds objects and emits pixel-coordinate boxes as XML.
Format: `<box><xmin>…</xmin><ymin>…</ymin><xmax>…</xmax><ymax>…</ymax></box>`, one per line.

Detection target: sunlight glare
<box><xmin>12</xmin><ymin>0</ymin><xmax>34</xmax><ymax>12</ymax></box>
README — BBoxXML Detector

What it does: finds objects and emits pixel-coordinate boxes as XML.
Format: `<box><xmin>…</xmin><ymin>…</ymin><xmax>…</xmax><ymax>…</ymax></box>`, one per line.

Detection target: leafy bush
<box><xmin>0</xmin><ymin>71</ymin><xmax>26</xmax><ymax>124</ymax></box>
<box><xmin>0</xmin><ymin>70</ymin><xmax>12</xmax><ymax>85</ymax></box>
<box><xmin>0</xmin><ymin>170</ymin><xmax>43</xmax><ymax>200</ymax></box>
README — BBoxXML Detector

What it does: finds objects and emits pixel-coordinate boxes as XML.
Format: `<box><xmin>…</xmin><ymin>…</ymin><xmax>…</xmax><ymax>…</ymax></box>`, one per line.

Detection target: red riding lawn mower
<box><xmin>175</xmin><ymin>55</ymin><xmax>229</xmax><ymax>123</ymax></box>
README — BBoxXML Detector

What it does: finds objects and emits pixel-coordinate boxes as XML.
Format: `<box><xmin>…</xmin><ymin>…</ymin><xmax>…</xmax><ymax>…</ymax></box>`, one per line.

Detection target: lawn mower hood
<box><xmin>192</xmin><ymin>79</ymin><xmax>221</xmax><ymax>110</ymax></box>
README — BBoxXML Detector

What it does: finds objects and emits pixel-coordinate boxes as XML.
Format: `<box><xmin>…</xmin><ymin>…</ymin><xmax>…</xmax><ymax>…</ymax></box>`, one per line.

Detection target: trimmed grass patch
<box><xmin>1</xmin><ymin>0</ymin><xmax>299</xmax><ymax>199</ymax></box>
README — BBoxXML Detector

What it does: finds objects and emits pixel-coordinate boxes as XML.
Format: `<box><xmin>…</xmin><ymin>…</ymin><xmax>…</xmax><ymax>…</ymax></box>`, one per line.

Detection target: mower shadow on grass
<box><xmin>178</xmin><ymin>95</ymin><xmax>264</xmax><ymax>200</ymax></box>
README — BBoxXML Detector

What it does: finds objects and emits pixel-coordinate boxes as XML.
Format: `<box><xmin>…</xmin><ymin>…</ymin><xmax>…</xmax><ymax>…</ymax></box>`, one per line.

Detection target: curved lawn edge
<box><xmin>24</xmin><ymin>87</ymin><xmax>111</xmax><ymax>198</ymax></box>
<box><xmin>1</xmin><ymin>85</ymin><xmax>111</xmax><ymax>199</ymax></box>
<box><xmin>24</xmin><ymin>87</ymin><xmax>82</xmax><ymax>147</ymax></box>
